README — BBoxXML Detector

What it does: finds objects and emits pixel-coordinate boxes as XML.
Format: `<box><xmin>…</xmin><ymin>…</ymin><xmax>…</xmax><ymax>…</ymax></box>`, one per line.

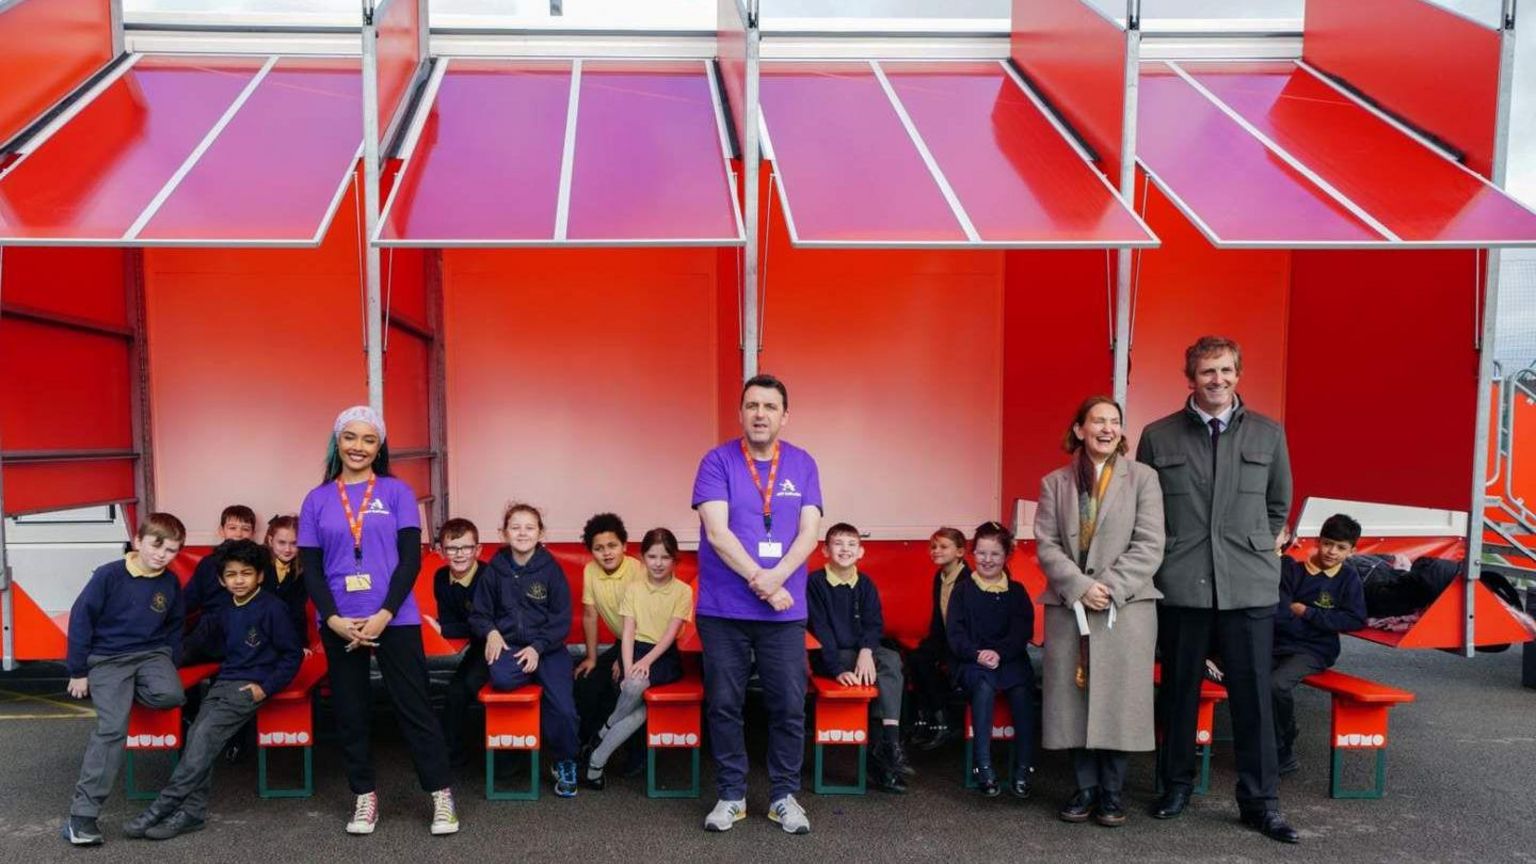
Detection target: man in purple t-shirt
<box><xmin>692</xmin><ymin>374</ymin><xmax>822</xmax><ymax>835</ymax></box>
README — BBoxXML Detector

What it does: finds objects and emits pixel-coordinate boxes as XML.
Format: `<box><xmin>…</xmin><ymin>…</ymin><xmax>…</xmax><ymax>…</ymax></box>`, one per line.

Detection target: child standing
<box><xmin>1273</xmin><ymin>514</ymin><xmax>1367</xmax><ymax>775</ymax></box>
<box><xmin>471</xmin><ymin>503</ymin><xmax>581</xmax><ymax>797</ymax></box>
<box><xmin>123</xmin><ymin>541</ymin><xmax>302</xmax><ymax>840</ymax></box>
<box><xmin>806</xmin><ymin>522</ymin><xmax>913</xmax><ymax>792</ymax></box>
<box><xmin>910</xmin><ymin>527</ymin><xmax>970</xmax><ymax>751</ymax></box>
<box><xmin>62</xmin><ymin>513</ymin><xmax>189</xmax><ymax>846</ymax></box>
<box><xmin>948</xmin><ymin>521</ymin><xmax>1036</xmax><ymax>798</ymax></box>
<box><xmin>583</xmin><ymin>528</ymin><xmax>693</xmax><ymax>788</ymax></box>
<box><xmin>433</xmin><ymin>518</ymin><xmax>488</xmax><ymax>767</ymax></box>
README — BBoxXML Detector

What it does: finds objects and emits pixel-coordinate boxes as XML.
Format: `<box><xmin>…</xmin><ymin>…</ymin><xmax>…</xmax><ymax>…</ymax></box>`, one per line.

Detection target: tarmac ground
<box><xmin>2</xmin><ymin>638</ymin><xmax>1533</xmax><ymax>864</ymax></box>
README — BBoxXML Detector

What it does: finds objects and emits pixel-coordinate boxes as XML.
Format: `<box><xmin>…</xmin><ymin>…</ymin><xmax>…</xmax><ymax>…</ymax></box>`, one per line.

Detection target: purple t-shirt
<box><xmin>691</xmin><ymin>438</ymin><xmax>823</xmax><ymax>622</ymax></box>
<box><xmin>298</xmin><ymin>475</ymin><xmax>422</xmax><ymax>626</ymax></box>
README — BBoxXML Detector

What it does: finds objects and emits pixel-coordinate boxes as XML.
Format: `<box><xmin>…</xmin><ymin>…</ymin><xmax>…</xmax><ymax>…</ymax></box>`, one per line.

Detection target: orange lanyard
<box><xmin>740</xmin><ymin>439</ymin><xmax>780</xmax><ymax>533</ymax></box>
<box><xmin>336</xmin><ymin>475</ymin><xmax>377</xmax><ymax>565</ymax></box>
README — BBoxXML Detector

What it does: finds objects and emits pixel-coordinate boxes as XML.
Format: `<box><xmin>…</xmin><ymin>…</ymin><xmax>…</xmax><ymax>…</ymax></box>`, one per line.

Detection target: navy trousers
<box><xmin>697</xmin><ymin>615</ymin><xmax>807</xmax><ymax>802</ymax></box>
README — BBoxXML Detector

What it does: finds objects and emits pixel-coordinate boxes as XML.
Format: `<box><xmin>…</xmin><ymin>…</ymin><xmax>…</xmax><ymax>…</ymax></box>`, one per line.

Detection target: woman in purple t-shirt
<box><xmin>298</xmin><ymin>406</ymin><xmax>457</xmax><ymax>837</ymax></box>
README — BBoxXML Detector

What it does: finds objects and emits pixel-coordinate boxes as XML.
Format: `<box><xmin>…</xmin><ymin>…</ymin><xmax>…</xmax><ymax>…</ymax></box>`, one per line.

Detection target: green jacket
<box><xmin>1134</xmin><ymin>399</ymin><xmax>1291</xmax><ymax>610</ymax></box>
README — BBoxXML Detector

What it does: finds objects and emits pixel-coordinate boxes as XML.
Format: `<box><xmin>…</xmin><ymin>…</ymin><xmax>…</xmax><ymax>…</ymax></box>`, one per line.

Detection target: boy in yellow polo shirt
<box><xmin>574</xmin><ymin>513</ymin><xmax>643</xmax><ymax>748</ymax></box>
<box><xmin>582</xmin><ymin>527</ymin><xmax>693</xmax><ymax>788</ymax></box>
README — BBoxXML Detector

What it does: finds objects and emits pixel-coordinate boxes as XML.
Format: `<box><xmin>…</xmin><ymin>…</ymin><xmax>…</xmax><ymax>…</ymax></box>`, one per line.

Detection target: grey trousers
<box><xmin>70</xmin><ymin>648</ymin><xmax>185</xmax><ymax>818</ymax></box>
<box><xmin>152</xmin><ymin>680</ymin><xmax>262</xmax><ymax>819</ymax></box>
<box><xmin>1271</xmin><ymin>652</ymin><xmax>1328</xmax><ymax>756</ymax></box>
<box><xmin>822</xmin><ymin>647</ymin><xmax>904</xmax><ymax>724</ymax></box>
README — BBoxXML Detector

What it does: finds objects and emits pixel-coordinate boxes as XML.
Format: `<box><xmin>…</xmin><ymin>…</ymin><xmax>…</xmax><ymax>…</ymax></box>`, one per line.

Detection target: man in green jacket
<box><xmin>1136</xmin><ymin>336</ymin><xmax>1298</xmax><ymax>844</ymax></box>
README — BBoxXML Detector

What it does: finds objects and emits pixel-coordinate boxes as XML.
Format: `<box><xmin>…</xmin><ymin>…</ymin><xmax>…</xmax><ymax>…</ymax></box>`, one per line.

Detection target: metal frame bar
<box><xmin>552</xmin><ymin>59</ymin><xmax>583</xmax><ymax>242</ymax></box>
<box><xmin>704</xmin><ymin>59</ymin><xmax>749</xmax><ymax>246</ymax></box>
<box><xmin>0</xmin><ymin>248</ymin><xmax>9</xmax><ymax>670</ymax></box>
<box><xmin>110</xmin><ymin>0</ymin><xmax>126</xmax><ymax>56</ymax></box>
<box><xmin>485</xmin><ymin>749</ymin><xmax>540</xmax><ymax>801</ymax></box>
<box><xmin>257</xmin><ymin>746</ymin><xmax>314</xmax><ymax>798</ymax></box>
<box><xmin>646</xmin><ymin>747</ymin><xmax>702</xmax><ymax>799</ymax></box>
<box><xmin>426</xmin><ymin>249</ymin><xmax>448</xmax><ymax>528</ymax></box>
<box><xmin>1113</xmin><ymin>0</ymin><xmax>1142</xmax><ymax>406</ymax></box>
<box><xmin>812</xmin><ymin>742</ymin><xmax>867</xmax><ymax>795</ymax></box>
<box><xmin>126</xmin><ymin>249</ymin><xmax>154</xmax><ymax>521</ymax></box>
<box><xmin>362</xmin><ymin>10</ymin><xmax>386</xmax><ymax>415</ymax></box>
<box><xmin>0</xmin><ymin>53</ymin><xmax>143</xmax><ymax>179</ymax></box>
<box><xmin>738</xmin><ymin>2</ymin><xmax>761</xmax><ymax>380</ymax></box>
<box><xmin>869</xmin><ymin>60</ymin><xmax>980</xmax><ymax>243</ymax></box>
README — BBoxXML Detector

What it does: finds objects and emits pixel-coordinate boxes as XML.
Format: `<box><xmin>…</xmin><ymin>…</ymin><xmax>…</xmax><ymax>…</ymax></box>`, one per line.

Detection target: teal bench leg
<box><xmin>485</xmin><ymin>749</ymin><xmax>540</xmax><ymax>801</ymax></box>
<box><xmin>813</xmin><ymin>743</ymin><xmax>867</xmax><ymax>795</ymax></box>
<box><xmin>647</xmin><ymin>748</ymin><xmax>701</xmax><ymax>799</ymax></box>
<box><xmin>1330</xmin><ymin>748</ymin><xmax>1387</xmax><ymax>799</ymax></box>
<box><xmin>1195</xmin><ymin>744</ymin><xmax>1212</xmax><ymax>795</ymax></box>
<box><xmin>124</xmin><ymin>751</ymin><xmax>179</xmax><ymax>801</ymax></box>
<box><xmin>258</xmin><ymin>747</ymin><xmax>314</xmax><ymax>799</ymax></box>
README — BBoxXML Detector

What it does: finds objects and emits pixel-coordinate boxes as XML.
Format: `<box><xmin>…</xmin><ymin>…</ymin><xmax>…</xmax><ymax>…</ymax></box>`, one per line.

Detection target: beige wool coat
<box><xmin>1035</xmin><ymin>458</ymin><xmax>1165</xmax><ymax>752</ymax></box>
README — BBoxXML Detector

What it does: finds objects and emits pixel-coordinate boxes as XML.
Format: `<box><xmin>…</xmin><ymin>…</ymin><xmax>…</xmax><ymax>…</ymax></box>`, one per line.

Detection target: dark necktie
<box><xmin>1209</xmin><ymin>417</ymin><xmax>1222</xmax><ymax>479</ymax></box>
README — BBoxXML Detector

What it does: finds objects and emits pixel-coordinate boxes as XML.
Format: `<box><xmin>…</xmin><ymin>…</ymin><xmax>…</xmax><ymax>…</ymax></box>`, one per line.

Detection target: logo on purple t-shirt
<box><xmin>691</xmin><ymin>439</ymin><xmax>823</xmax><ymax>623</ymax></box>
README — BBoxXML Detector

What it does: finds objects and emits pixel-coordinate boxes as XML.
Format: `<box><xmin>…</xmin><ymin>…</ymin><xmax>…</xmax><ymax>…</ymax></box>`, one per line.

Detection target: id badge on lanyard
<box><xmin>338</xmin><ymin>476</ymin><xmax>376</xmax><ymax>592</ymax></box>
<box><xmin>742</xmin><ymin>440</ymin><xmax>784</xmax><ymax>560</ymax></box>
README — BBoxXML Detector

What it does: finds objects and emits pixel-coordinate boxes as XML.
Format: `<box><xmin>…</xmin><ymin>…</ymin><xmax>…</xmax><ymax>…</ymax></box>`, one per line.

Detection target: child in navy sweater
<box><xmin>124</xmin><ymin>540</ymin><xmax>302</xmax><ymax>840</ymax></box>
<box><xmin>470</xmin><ymin>503</ymin><xmax>580</xmax><ymax>797</ymax></box>
<box><xmin>180</xmin><ymin>504</ymin><xmax>258</xmax><ymax>664</ymax></box>
<box><xmin>433</xmin><ymin>517</ymin><xmax>488</xmax><ymax>766</ymax></box>
<box><xmin>947</xmin><ymin>521</ymin><xmax>1036</xmax><ymax>799</ymax></box>
<box><xmin>1273</xmin><ymin>514</ymin><xmax>1367</xmax><ymax>775</ymax></box>
<box><xmin>62</xmin><ymin>513</ymin><xmax>189</xmax><ymax>847</ymax></box>
<box><xmin>807</xmin><ymin>522</ymin><xmax>913</xmax><ymax>792</ymax></box>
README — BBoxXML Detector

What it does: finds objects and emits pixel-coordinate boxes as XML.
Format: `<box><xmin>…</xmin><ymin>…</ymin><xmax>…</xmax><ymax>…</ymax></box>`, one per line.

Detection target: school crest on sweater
<box><xmin>526</xmin><ymin>582</ymin><xmax>548</xmax><ymax>601</ymax></box>
<box><xmin>150</xmin><ymin>592</ymin><xmax>169</xmax><ymax>614</ymax></box>
<box><xmin>245</xmin><ymin>626</ymin><xmax>263</xmax><ymax>648</ymax></box>
<box><xmin>1315</xmin><ymin>591</ymin><xmax>1335</xmax><ymax>609</ymax></box>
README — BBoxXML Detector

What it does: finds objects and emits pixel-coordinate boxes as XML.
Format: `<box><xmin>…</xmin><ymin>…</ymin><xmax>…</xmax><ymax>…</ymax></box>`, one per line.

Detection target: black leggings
<box><xmin>322</xmin><ymin>625</ymin><xmax>453</xmax><ymax>794</ymax></box>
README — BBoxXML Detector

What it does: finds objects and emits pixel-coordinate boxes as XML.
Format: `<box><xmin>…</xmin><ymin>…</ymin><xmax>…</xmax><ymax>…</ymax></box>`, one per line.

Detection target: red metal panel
<box><xmin>755</xmin><ymin>188</ymin><xmax>1002</xmax><ymax>536</ymax></box>
<box><xmin>384</xmin><ymin>246</ymin><xmax>429</xmax><ymax>329</ymax></box>
<box><xmin>143</xmin><ymin>174</ymin><xmax>369</xmax><ymax>547</ymax></box>
<box><xmin>443</xmin><ymin>248</ymin><xmax>723</xmax><ymax>542</ymax></box>
<box><xmin>0</xmin><ymin>56</ymin><xmax>263</xmax><ymax>243</ymax></box>
<box><xmin>566</xmin><ymin>61</ymin><xmax>739</xmax><ymax>243</ymax></box>
<box><xmin>882</xmin><ymin>61</ymin><xmax>1152</xmax><ymax>245</ymax></box>
<box><xmin>0</xmin><ymin>246</ymin><xmax>128</xmax><ymax>326</ymax></box>
<box><xmin>1188</xmin><ymin>63</ymin><xmax>1536</xmax><ymax>246</ymax></box>
<box><xmin>0</xmin><ymin>0</ymin><xmax>114</xmax><ymax>148</ymax></box>
<box><xmin>1303</xmin><ymin>0</ymin><xmax>1501</xmax><ymax>178</ymax></box>
<box><xmin>0</xmin><ymin>320</ymin><xmax>132</xmax><ymax>450</ymax></box>
<box><xmin>138</xmin><ymin>58</ymin><xmax>362</xmax><ymax>244</ymax></box>
<box><xmin>1125</xmin><ymin>178</ymin><xmax>1290</xmax><ymax>450</ymax></box>
<box><xmin>384</xmin><ymin>325</ymin><xmax>431</xmax><ymax>452</ymax></box>
<box><xmin>759</xmin><ymin>62</ymin><xmax>965</xmax><ymax>245</ymax></box>
<box><xmin>1010</xmin><ymin>0</ymin><xmax>1127</xmax><ymax>175</ymax></box>
<box><xmin>1136</xmin><ymin>65</ymin><xmax>1384</xmax><ymax>246</ymax></box>
<box><xmin>1513</xmin><ymin>385</ymin><xmax>1536</xmax><ymax>512</ymax></box>
<box><xmin>1287</xmin><ymin>249</ymin><xmax>1478</xmax><ymax>512</ymax></box>
<box><xmin>376</xmin><ymin>60</ymin><xmax>570</xmax><ymax>244</ymax></box>
<box><xmin>1001</xmin><ymin>249</ymin><xmax>1114</xmax><ymax>512</ymax></box>
<box><xmin>375</xmin><ymin>0</ymin><xmax>421</xmax><ymax>139</ymax></box>
<box><xmin>2</xmin><ymin>460</ymin><xmax>136</xmax><ymax>515</ymax></box>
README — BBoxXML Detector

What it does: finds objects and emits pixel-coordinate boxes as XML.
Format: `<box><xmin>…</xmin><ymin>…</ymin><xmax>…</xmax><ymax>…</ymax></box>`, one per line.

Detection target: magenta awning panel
<box><xmin>759</xmin><ymin>60</ymin><xmax>1154</xmax><ymax>248</ymax></box>
<box><xmin>375</xmin><ymin>58</ymin><xmax>742</xmax><ymax>247</ymax></box>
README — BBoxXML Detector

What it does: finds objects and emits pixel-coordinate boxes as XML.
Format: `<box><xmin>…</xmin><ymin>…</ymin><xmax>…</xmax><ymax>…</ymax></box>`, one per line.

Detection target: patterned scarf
<box><xmin>1075</xmin><ymin>450</ymin><xmax>1116</xmax><ymax>565</ymax></box>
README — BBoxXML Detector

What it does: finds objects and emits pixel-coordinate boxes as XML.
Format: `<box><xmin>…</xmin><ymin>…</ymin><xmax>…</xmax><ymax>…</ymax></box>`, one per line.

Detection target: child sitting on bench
<box><xmin>1273</xmin><ymin>513</ymin><xmax>1367</xmax><ymax>775</ymax></box>
<box><xmin>582</xmin><ymin>528</ymin><xmax>692</xmax><ymax>788</ymax></box>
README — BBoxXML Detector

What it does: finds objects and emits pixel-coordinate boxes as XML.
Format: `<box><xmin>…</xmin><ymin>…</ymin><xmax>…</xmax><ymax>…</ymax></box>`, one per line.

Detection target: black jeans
<box><xmin>322</xmin><ymin>625</ymin><xmax>453</xmax><ymax>794</ymax></box>
<box><xmin>441</xmin><ymin>644</ymin><xmax>490</xmax><ymax>764</ymax></box>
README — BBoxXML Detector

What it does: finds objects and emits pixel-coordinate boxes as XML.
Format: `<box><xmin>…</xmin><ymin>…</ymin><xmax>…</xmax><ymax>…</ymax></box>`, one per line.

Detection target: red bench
<box><xmin>124</xmin><ymin>663</ymin><xmax>220</xmax><ymax>800</ymax></box>
<box><xmin>1152</xmin><ymin>664</ymin><xmax>1227</xmax><ymax>795</ymax></box>
<box><xmin>256</xmin><ymin>650</ymin><xmax>327</xmax><ymax>799</ymax></box>
<box><xmin>1301</xmin><ymin>669</ymin><xmax>1416</xmax><ymax>799</ymax></box>
<box><xmin>809</xmin><ymin>676</ymin><xmax>878</xmax><ymax>795</ymax></box>
<box><xmin>478</xmin><ymin>684</ymin><xmax>542</xmax><ymax>801</ymax></box>
<box><xmin>643</xmin><ymin>674</ymin><xmax>704</xmax><ymax>798</ymax></box>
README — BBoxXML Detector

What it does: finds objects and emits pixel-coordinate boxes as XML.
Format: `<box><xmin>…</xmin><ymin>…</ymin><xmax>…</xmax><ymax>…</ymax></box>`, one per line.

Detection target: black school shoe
<box><xmin>1241</xmin><ymin>810</ymin><xmax>1301</xmax><ymax>844</ymax></box>
<box><xmin>1094</xmin><ymin>791</ymin><xmax>1127</xmax><ymax>827</ymax></box>
<box><xmin>144</xmin><ymin>810</ymin><xmax>205</xmax><ymax>841</ymax></box>
<box><xmin>1009</xmin><ymin>775</ymin><xmax>1032</xmax><ymax>800</ymax></box>
<box><xmin>972</xmin><ymin>764</ymin><xmax>1001</xmax><ymax>797</ymax></box>
<box><xmin>61</xmin><ymin>815</ymin><xmax>103</xmax><ymax>846</ymax></box>
<box><xmin>123</xmin><ymin>801</ymin><xmax>175</xmax><ymax>839</ymax></box>
<box><xmin>1058</xmin><ymin>788</ymin><xmax>1098</xmax><ymax>823</ymax></box>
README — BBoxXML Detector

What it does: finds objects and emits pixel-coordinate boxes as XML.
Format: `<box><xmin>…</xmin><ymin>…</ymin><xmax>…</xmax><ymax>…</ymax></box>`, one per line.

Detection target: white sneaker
<box><xmin>768</xmin><ymin>795</ymin><xmax>810</xmax><ymax>835</ymax></box>
<box><xmin>430</xmin><ymin>788</ymin><xmax>459</xmax><ymax>836</ymax></box>
<box><xmin>346</xmin><ymin>792</ymin><xmax>378</xmax><ymax>835</ymax></box>
<box><xmin>703</xmin><ymin>798</ymin><xmax>747</xmax><ymax>832</ymax></box>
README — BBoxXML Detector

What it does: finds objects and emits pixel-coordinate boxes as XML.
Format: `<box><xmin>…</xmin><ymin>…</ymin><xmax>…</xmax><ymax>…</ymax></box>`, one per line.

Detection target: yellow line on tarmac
<box><xmin>0</xmin><ymin>712</ymin><xmax>95</xmax><ymax>720</ymax></box>
<box><xmin>0</xmin><ymin>688</ymin><xmax>96</xmax><ymax>718</ymax></box>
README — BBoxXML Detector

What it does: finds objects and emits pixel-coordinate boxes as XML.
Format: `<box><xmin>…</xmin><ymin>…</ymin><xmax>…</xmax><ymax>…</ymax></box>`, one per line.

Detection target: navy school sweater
<box><xmin>1274</xmin><ymin>557</ymin><xmax>1367</xmax><ymax>666</ymax></box>
<box><xmin>924</xmin><ymin>563</ymin><xmax>971</xmax><ymax>650</ymax></box>
<box><xmin>434</xmin><ymin>562</ymin><xmax>484</xmax><ymax>642</ymax></box>
<box><xmin>945</xmin><ymin>575</ymin><xmax>1034</xmax><ymax>667</ymax></box>
<box><xmin>181</xmin><ymin>540</ymin><xmax>240</xmax><ymax>624</ymax></box>
<box><xmin>806</xmin><ymin>569</ymin><xmax>885</xmax><ymax>676</ymax></box>
<box><xmin>264</xmin><ymin>559</ymin><xmax>309</xmax><ymax>642</ymax></box>
<box><xmin>469</xmin><ymin>546</ymin><xmax>571</xmax><ymax>655</ymax></box>
<box><xmin>208</xmin><ymin>588</ymin><xmax>303</xmax><ymax>695</ymax></box>
<box><xmin>66</xmin><ymin>558</ymin><xmax>184</xmax><ymax>678</ymax></box>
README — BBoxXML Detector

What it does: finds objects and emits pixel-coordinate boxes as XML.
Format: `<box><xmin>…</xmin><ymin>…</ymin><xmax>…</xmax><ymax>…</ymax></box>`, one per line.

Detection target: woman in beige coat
<box><xmin>1035</xmin><ymin>396</ymin><xmax>1165</xmax><ymax>827</ymax></box>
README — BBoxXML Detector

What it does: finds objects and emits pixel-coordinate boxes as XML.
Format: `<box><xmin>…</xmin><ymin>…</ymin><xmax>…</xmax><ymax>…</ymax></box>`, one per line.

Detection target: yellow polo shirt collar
<box><xmin>972</xmin><ymin>572</ymin><xmax>1009</xmax><ymax>594</ymax></box>
<box><xmin>824</xmin><ymin>566</ymin><xmax>859</xmax><ymax>588</ymax></box>
<box><xmin>1304</xmin><ymin>560</ymin><xmax>1342</xmax><ymax>578</ymax></box>
<box><xmin>125</xmin><ymin>553</ymin><xmax>163</xmax><ymax>578</ymax></box>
